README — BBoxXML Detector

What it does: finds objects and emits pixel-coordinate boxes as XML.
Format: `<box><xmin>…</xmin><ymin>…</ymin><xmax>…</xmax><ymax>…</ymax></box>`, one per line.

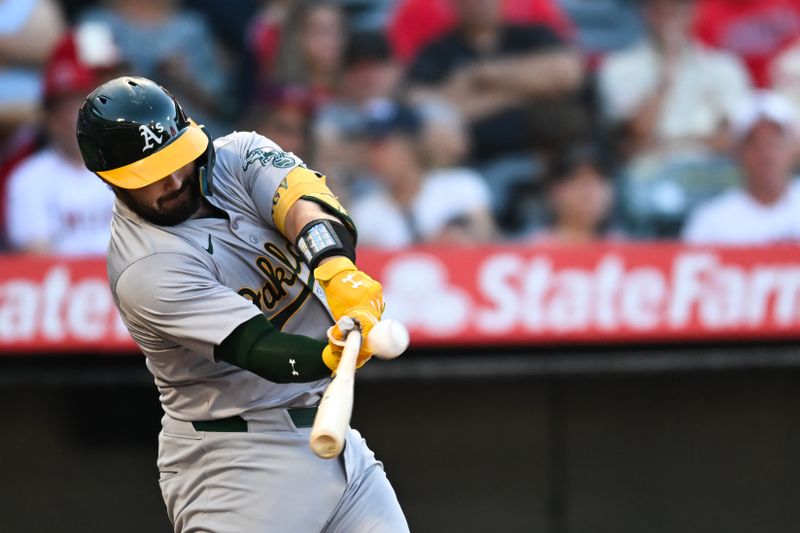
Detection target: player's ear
<box><xmin>196</xmin><ymin>125</ymin><xmax>216</xmax><ymax>197</ymax></box>
<box><xmin>104</xmin><ymin>181</ymin><xmax>130</xmax><ymax>202</ymax></box>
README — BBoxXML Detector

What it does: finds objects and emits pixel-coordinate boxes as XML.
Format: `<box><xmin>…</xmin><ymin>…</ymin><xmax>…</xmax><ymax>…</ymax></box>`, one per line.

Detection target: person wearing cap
<box><xmin>350</xmin><ymin>100</ymin><xmax>496</xmax><ymax>248</ymax></box>
<box><xmin>683</xmin><ymin>91</ymin><xmax>800</xmax><ymax>244</ymax></box>
<box><xmin>313</xmin><ymin>30</ymin><xmax>405</xmax><ymax>201</ymax></box>
<box><xmin>4</xmin><ymin>30</ymin><xmax>121</xmax><ymax>254</ymax></box>
<box><xmin>532</xmin><ymin>143</ymin><xmax>619</xmax><ymax>244</ymax></box>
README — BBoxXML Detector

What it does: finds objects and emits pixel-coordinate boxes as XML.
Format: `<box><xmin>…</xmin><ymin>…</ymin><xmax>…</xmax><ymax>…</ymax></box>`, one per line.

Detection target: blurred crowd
<box><xmin>2</xmin><ymin>0</ymin><xmax>800</xmax><ymax>256</ymax></box>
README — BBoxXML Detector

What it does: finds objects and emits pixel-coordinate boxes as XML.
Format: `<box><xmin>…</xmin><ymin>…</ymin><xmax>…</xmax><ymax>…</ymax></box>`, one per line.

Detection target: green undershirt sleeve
<box><xmin>215</xmin><ymin>315</ymin><xmax>330</xmax><ymax>383</ymax></box>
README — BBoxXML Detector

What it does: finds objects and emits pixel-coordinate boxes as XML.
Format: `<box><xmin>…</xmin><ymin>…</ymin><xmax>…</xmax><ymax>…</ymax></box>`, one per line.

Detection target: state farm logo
<box><xmin>381</xmin><ymin>254</ymin><xmax>471</xmax><ymax>335</ymax></box>
<box><xmin>0</xmin><ymin>266</ymin><xmax>130</xmax><ymax>345</ymax></box>
<box><xmin>476</xmin><ymin>252</ymin><xmax>800</xmax><ymax>333</ymax></box>
<box><xmin>378</xmin><ymin>249</ymin><xmax>800</xmax><ymax>341</ymax></box>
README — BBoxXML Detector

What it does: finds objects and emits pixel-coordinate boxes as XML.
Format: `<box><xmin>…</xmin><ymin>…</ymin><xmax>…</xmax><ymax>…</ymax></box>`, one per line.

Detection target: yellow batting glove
<box><xmin>314</xmin><ymin>257</ymin><xmax>384</xmax><ymax>336</ymax></box>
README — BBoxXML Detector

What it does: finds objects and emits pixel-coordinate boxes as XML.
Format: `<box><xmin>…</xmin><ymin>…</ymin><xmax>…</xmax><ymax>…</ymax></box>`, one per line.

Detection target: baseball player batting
<box><xmin>76</xmin><ymin>76</ymin><xmax>409</xmax><ymax>532</ymax></box>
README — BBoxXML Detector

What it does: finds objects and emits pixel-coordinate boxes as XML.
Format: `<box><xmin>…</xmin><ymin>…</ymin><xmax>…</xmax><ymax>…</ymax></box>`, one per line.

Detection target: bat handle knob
<box><xmin>337</xmin><ymin>316</ymin><xmax>356</xmax><ymax>334</ymax></box>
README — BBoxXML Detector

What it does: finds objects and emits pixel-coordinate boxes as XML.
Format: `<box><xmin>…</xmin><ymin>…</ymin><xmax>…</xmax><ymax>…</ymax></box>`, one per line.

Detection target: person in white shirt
<box><xmin>598</xmin><ymin>0</ymin><xmax>752</xmax><ymax>161</ymax></box>
<box><xmin>349</xmin><ymin>100</ymin><xmax>496</xmax><ymax>248</ymax></box>
<box><xmin>5</xmin><ymin>30</ymin><xmax>119</xmax><ymax>255</ymax></box>
<box><xmin>683</xmin><ymin>91</ymin><xmax>800</xmax><ymax>244</ymax></box>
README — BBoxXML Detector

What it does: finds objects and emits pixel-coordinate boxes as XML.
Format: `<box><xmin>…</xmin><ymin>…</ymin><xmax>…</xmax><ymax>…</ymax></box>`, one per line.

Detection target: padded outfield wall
<box><xmin>2</xmin><ymin>347</ymin><xmax>800</xmax><ymax>533</ymax></box>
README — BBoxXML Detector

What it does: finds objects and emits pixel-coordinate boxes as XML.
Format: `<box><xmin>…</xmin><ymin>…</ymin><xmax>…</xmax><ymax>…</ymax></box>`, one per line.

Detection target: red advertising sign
<box><xmin>1</xmin><ymin>244</ymin><xmax>799</xmax><ymax>353</ymax></box>
<box><xmin>358</xmin><ymin>243</ymin><xmax>800</xmax><ymax>346</ymax></box>
<box><xmin>0</xmin><ymin>256</ymin><xmax>134</xmax><ymax>353</ymax></box>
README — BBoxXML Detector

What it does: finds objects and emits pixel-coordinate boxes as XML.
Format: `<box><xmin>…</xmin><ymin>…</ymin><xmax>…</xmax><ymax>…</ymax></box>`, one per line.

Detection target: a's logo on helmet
<box><xmin>139</xmin><ymin>123</ymin><xmax>165</xmax><ymax>152</ymax></box>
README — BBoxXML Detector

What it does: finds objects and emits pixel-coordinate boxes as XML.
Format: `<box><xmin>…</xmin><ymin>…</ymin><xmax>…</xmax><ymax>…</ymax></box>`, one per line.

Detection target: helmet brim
<box><xmin>96</xmin><ymin>120</ymin><xmax>209</xmax><ymax>189</ymax></box>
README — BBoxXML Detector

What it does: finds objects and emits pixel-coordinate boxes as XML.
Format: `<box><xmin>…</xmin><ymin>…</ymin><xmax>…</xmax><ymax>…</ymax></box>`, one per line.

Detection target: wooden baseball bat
<box><xmin>309</xmin><ymin>328</ymin><xmax>361</xmax><ymax>459</ymax></box>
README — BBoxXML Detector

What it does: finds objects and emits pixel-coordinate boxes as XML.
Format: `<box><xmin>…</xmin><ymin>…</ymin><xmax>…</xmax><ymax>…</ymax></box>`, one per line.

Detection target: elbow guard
<box><xmin>271</xmin><ymin>166</ymin><xmax>357</xmax><ymax>239</ymax></box>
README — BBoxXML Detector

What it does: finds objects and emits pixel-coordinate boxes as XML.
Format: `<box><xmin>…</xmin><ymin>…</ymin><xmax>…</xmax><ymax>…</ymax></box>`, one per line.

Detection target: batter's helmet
<box><xmin>76</xmin><ymin>76</ymin><xmax>215</xmax><ymax>195</ymax></box>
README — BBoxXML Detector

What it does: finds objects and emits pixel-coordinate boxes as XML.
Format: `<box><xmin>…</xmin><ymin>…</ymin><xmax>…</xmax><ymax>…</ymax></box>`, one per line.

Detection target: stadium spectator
<box><xmin>599</xmin><ymin>0</ymin><xmax>752</xmax><ymax>163</ymax></box>
<box><xmin>0</xmin><ymin>0</ymin><xmax>65</xmax><ymax>130</ymax></box>
<box><xmin>694</xmin><ymin>0</ymin><xmax>800</xmax><ymax>88</ymax></box>
<box><xmin>247</xmin><ymin>0</ymin><xmax>292</xmax><ymax>90</ymax></box>
<box><xmin>312</xmin><ymin>30</ymin><xmax>403</xmax><ymax>198</ymax></box>
<box><xmin>4</xmin><ymin>31</ymin><xmax>121</xmax><ymax>255</ymax></box>
<box><xmin>0</xmin><ymin>0</ymin><xmax>67</xmax><ymax>246</ymax></box>
<box><xmin>79</xmin><ymin>0</ymin><xmax>230</xmax><ymax>135</ymax></box>
<box><xmin>770</xmin><ymin>37</ymin><xmax>800</xmax><ymax>135</ymax></box>
<box><xmin>350</xmin><ymin>100</ymin><xmax>495</xmax><ymax>248</ymax></box>
<box><xmin>189</xmin><ymin>0</ymin><xmax>261</xmax><ymax>117</ymax></box>
<box><xmin>683</xmin><ymin>91</ymin><xmax>800</xmax><ymax>244</ymax></box>
<box><xmin>0</xmin><ymin>127</ymin><xmax>39</xmax><ymax>251</ymax></box>
<box><xmin>558</xmin><ymin>0</ymin><xmax>645</xmax><ymax>65</ymax></box>
<box><xmin>240</xmin><ymin>84</ymin><xmax>315</xmax><ymax>161</ymax></box>
<box><xmin>406</xmin><ymin>0</ymin><xmax>586</xmax><ymax>164</ymax></box>
<box><xmin>273</xmin><ymin>0</ymin><xmax>346</xmax><ymax>106</ymax></box>
<box><xmin>417</xmin><ymin>99</ymin><xmax>471</xmax><ymax>169</ymax></box>
<box><xmin>532</xmin><ymin>143</ymin><xmax>618</xmax><ymax>243</ymax></box>
<box><xmin>336</xmin><ymin>31</ymin><xmax>403</xmax><ymax>117</ymax></box>
<box><xmin>388</xmin><ymin>0</ymin><xmax>575</xmax><ymax>64</ymax></box>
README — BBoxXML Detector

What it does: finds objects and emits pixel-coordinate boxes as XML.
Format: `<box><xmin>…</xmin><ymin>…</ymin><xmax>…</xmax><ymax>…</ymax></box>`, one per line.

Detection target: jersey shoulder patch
<box><xmin>242</xmin><ymin>147</ymin><xmax>297</xmax><ymax>171</ymax></box>
<box><xmin>213</xmin><ymin>131</ymin><xmax>298</xmax><ymax>173</ymax></box>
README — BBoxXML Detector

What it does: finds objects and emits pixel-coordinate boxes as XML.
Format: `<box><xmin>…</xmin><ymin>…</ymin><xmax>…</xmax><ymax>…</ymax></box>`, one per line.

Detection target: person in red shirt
<box><xmin>0</xmin><ymin>128</ymin><xmax>39</xmax><ymax>250</ymax></box>
<box><xmin>694</xmin><ymin>0</ymin><xmax>800</xmax><ymax>87</ymax></box>
<box><xmin>389</xmin><ymin>0</ymin><xmax>574</xmax><ymax>63</ymax></box>
<box><xmin>247</xmin><ymin>0</ymin><xmax>292</xmax><ymax>88</ymax></box>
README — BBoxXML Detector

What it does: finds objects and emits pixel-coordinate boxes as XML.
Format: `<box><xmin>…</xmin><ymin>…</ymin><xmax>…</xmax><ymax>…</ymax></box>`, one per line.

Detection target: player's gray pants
<box><xmin>157</xmin><ymin>411</ymin><xmax>409</xmax><ymax>533</ymax></box>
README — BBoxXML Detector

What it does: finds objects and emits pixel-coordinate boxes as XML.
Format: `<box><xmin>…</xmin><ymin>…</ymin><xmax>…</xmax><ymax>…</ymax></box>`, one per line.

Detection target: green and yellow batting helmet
<box><xmin>76</xmin><ymin>76</ymin><xmax>215</xmax><ymax>194</ymax></box>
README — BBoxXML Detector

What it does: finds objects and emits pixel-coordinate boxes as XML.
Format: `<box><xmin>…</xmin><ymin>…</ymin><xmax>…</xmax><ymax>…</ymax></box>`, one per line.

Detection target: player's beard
<box><xmin>117</xmin><ymin>172</ymin><xmax>203</xmax><ymax>226</ymax></box>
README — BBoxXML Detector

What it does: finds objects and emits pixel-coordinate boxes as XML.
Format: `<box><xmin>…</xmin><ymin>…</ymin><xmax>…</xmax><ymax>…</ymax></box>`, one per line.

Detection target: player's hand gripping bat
<box><xmin>310</xmin><ymin>317</ymin><xmax>409</xmax><ymax>459</ymax></box>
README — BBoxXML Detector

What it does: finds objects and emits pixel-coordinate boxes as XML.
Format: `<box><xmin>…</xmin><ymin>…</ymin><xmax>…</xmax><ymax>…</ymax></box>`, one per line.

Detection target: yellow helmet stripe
<box><xmin>96</xmin><ymin>120</ymin><xmax>209</xmax><ymax>189</ymax></box>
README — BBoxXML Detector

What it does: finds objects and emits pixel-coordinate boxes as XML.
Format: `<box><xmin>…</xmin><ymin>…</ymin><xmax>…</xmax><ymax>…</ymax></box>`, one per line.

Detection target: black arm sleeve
<box><xmin>215</xmin><ymin>315</ymin><xmax>330</xmax><ymax>383</ymax></box>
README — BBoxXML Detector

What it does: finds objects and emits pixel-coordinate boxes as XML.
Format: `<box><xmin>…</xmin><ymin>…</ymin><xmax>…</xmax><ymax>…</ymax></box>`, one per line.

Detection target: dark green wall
<box><xmin>3</xmin><ymin>365</ymin><xmax>800</xmax><ymax>533</ymax></box>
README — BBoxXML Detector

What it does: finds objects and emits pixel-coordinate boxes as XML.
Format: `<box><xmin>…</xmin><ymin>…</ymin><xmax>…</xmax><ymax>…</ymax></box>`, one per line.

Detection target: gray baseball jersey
<box><xmin>108</xmin><ymin>131</ymin><xmax>334</xmax><ymax>422</ymax></box>
<box><xmin>108</xmin><ymin>131</ymin><xmax>409</xmax><ymax>532</ymax></box>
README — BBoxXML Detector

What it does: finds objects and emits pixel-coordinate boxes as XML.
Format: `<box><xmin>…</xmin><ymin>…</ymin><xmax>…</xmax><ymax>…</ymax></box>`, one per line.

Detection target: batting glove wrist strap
<box><xmin>313</xmin><ymin>256</ymin><xmax>356</xmax><ymax>282</ymax></box>
<box><xmin>323</xmin><ymin>321</ymin><xmax>374</xmax><ymax>372</ymax></box>
<box><xmin>295</xmin><ymin>219</ymin><xmax>356</xmax><ymax>271</ymax></box>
